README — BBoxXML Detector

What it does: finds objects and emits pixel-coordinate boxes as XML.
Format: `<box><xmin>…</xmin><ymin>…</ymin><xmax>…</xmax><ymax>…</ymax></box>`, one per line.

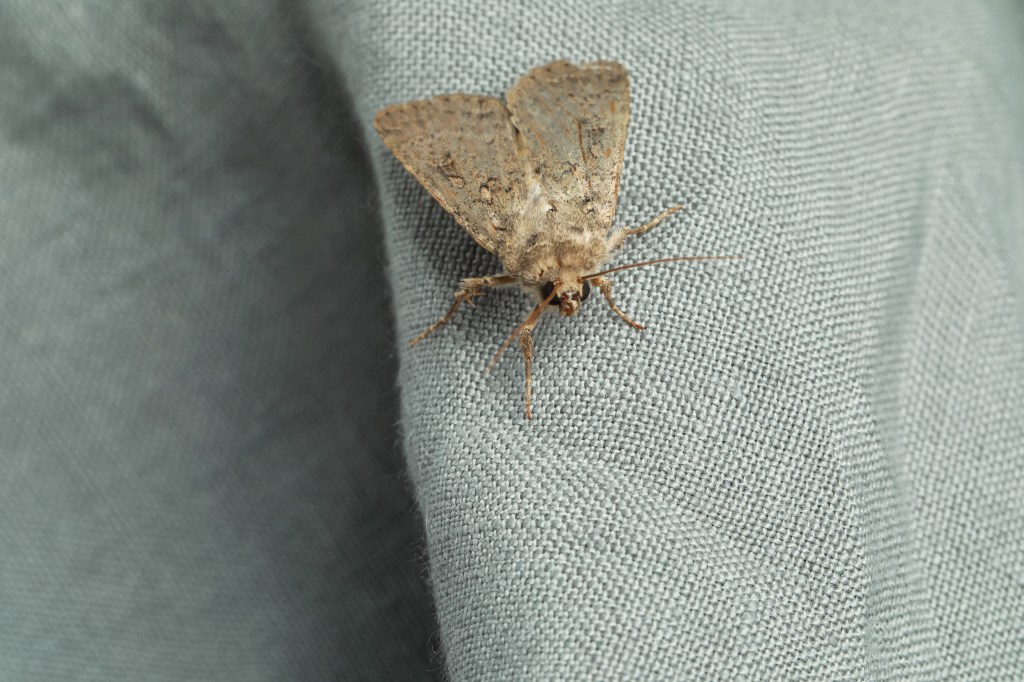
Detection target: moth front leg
<box><xmin>606</xmin><ymin>204</ymin><xmax>683</xmax><ymax>251</ymax></box>
<box><xmin>409</xmin><ymin>274</ymin><xmax>518</xmax><ymax>347</ymax></box>
<box><xmin>590</xmin><ymin>276</ymin><xmax>645</xmax><ymax>331</ymax></box>
<box><xmin>518</xmin><ymin>320</ymin><xmax>539</xmax><ymax>420</ymax></box>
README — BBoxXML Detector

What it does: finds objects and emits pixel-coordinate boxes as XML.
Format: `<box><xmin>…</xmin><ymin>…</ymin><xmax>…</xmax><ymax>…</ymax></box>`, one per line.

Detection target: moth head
<box><xmin>540</xmin><ymin>279</ymin><xmax>591</xmax><ymax>317</ymax></box>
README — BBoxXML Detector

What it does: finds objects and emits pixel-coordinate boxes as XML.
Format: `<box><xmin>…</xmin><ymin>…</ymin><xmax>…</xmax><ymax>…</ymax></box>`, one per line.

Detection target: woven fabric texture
<box><xmin>0</xmin><ymin>3</ymin><xmax>437</xmax><ymax>680</ymax></box>
<box><xmin>2</xmin><ymin>1</ymin><xmax>1023</xmax><ymax>680</ymax></box>
<box><xmin>327</xmin><ymin>0</ymin><xmax>1024</xmax><ymax>679</ymax></box>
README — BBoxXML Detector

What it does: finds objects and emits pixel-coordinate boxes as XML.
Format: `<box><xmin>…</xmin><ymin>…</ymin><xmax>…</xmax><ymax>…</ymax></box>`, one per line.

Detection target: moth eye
<box><xmin>541</xmin><ymin>281</ymin><xmax>559</xmax><ymax>305</ymax></box>
<box><xmin>581</xmin><ymin>281</ymin><xmax>591</xmax><ymax>301</ymax></box>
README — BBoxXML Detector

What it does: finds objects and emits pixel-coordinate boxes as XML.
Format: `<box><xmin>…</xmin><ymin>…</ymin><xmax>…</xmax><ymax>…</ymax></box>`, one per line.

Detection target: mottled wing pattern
<box><xmin>374</xmin><ymin>95</ymin><xmax>527</xmax><ymax>253</ymax></box>
<box><xmin>505</xmin><ymin>61</ymin><xmax>630</xmax><ymax>235</ymax></box>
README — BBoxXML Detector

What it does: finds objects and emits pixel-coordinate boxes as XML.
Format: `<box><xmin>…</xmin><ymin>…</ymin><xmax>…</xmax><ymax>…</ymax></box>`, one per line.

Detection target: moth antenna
<box><xmin>484</xmin><ymin>286</ymin><xmax>557</xmax><ymax>375</ymax></box>
<box><xmin>584</xmin><ymin>255</ymin><xmax>743</xmax><ymax>280</ymax></box>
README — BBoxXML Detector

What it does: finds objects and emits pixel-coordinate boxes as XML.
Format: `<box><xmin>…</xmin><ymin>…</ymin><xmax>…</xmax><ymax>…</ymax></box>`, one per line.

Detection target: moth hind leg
<box><xmin>590</xmin><ymin>276</ymin><xmax>645</xmax><ymax>331</ymax></box>
<box><xmin>606</xmin><ymin>204</ymin><xmax>683</xmax><ymax>251</ymax></box>
<box><xmin>409</xmin><ymin>274</ymin><xmax>518</xmax><ymax>347</ymax></box>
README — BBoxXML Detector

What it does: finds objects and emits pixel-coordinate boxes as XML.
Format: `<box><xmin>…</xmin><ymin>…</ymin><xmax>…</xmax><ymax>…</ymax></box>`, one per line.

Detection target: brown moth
<box><xmin>375</xmin><ymin>60</ymin><xmax>736</xmax><ymax>419</ymax></box>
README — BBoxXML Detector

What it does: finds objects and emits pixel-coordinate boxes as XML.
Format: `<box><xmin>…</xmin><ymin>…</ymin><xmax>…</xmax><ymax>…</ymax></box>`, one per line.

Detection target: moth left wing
<box><xmin>505</xmin><ymin>60</ymin><xmax>630</xmax><ymax>235</ymax></box>
<box><xmin>374</xmin><ymin>95</ymin><xmax>528</xmax><ymax>254</ymax></box>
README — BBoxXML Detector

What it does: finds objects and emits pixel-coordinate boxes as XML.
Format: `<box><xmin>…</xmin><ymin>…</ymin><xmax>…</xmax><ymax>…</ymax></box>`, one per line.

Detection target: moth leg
<box><xmin>409</xmin><ymin>274</ymin><xmax>518</xmax><ymax>347</ymax></box>
<box><xmin>590</xmin><ymin>276</ymin><xmax>645</xmax><ymax>331</ymax></box>
<box><xmin>606</xmin><ymin>204</ymin><xmax>683</xmax><ymax>251</ymax></box>
<box><xmin>518</xmin><ymin>320</ymin><xmax>538</xmax><ymax>420</ymax></box>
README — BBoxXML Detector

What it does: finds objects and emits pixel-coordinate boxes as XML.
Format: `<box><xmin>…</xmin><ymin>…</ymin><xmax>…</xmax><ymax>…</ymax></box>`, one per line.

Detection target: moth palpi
<box><xmin>375</xmin><ymin>60</ymin><xmax>737</xmax><ymax>419</ymax></box>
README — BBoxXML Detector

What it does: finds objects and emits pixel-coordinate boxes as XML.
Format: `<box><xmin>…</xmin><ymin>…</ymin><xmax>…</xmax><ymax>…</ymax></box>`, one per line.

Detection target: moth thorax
<box><xmin>541</xmin><ymin>278</ymin><xmax>591</xmax><ymax>317</ymax></box>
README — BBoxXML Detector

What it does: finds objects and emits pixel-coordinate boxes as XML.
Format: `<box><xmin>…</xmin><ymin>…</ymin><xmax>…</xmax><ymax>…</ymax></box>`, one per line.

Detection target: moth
<box><xmin>375</xmin><ymin>60</ymin><xmax>736</xmax><ymax>419</ymax></box>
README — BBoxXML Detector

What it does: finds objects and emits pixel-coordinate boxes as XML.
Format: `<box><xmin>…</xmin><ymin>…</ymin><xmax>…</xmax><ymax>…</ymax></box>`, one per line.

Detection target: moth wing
<box><xmin>374</xmin><ymin>95</ymin><xmax>528</xmax><ymax>253</ymax></box>
<box><xmin>505</xmin><ymin>60</ymin><xmax>630</xmax><ymax>235</ymax></box>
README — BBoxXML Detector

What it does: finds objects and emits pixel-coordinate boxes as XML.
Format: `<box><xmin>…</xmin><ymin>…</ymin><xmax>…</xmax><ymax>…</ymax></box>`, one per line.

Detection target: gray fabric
<box><xmin>325</xmin><ymin>0</ymin><xmax>1024</xmax><ymax>679</ymax></box>
<box><xmin>0</xmin><ymin>3</ymin><xmax>436</xmax><ymax>680</ymax></box>
<box><xmin>3</xmin><ymin>1</ymin><xmax>1023</xmax><ymax>680</ymax></box>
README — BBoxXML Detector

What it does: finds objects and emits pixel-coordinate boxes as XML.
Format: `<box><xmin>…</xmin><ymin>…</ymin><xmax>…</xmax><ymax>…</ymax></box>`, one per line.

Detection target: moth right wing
<box><xmin>505</xmin><ymin>61</ymin><xmax>630</xmax><ymax>235</ymax></box>
<box><xmin>374</xmin><ymin>95</ymin><xmax>528</xmax><ymax>254</ymax></box>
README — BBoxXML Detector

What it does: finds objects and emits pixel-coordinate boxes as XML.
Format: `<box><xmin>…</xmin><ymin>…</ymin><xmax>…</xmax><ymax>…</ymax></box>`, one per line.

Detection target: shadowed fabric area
<box><xmin>2</xmin><ymin>1</ymin><xmax>1022</xmax><ymax>680</ymax></box>
<box><xmin>1</xmin><ymin>3</ymin><xmax>436</xmax><ymax>680</ymax></box>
